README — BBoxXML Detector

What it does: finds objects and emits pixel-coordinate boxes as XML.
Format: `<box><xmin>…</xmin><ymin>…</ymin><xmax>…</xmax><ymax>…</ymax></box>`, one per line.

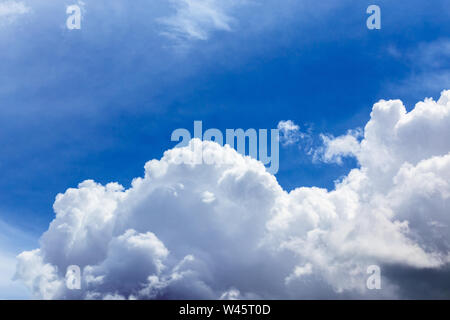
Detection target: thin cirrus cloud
<box><xmin>15</xmin><ymin>90</ymin><xmax>450</xmax><ymax>299</ymax></box>
<box><xmin>0</xmin><ymin>1</ymin><xmax>30</xmax><ymax>23</ymax></box>
<box><xmin>387</xmin><ymin>38</ymin><xmax>450</xmax><ymax>96</ymax></box>
<box><xmin>277</xmin><ymin>120</ymin><xmax>314</xmax><ymax>155</ymax></box>
<box><xmin>158</xmin><ymin>0</ymin><xmax>242</xmax><ymax>40</ymax></box>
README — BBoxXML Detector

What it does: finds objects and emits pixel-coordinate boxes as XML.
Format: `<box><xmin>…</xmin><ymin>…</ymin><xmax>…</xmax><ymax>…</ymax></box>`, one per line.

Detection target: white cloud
<box><xmin>0</xmin><ymin>218</ymin><xmax>36</xmax><ymax>299</ymax></box>
<box><xmin>0</xmin><ymin>1</ymin><xmax>30</xmax><ymax>25</ymax></box>
<box><xmin>314</xmin><ymin>129</ymin><xmax>362</xmax><ymax>164</ymax></box>
<box><xmin>277</xmin><ymin>120</ymin><xmax>305</xmax><ymax>146</ymax></box>
<box><xmin>15</xmin><ymin>90</ymin><xmax>450</xmax><ymax>299</ymax></box>
<box><xmin>285</xmin><ymin>263</ymin><xmax>313</xmax><ymax>284</ymax></box>
<box><xmin>14</xmin><ymin>249</ymin><xmax>62</xmax><ymax>299</ymax></box>
<box><xmin>0</xmin><ymin>251</ymin><xmax>30</xmax><ymax>299</ymax></box>
<box><xmin>158</xmin><ymin>0</ymin><xmax>241</xmax><ymax>40</ymax></box>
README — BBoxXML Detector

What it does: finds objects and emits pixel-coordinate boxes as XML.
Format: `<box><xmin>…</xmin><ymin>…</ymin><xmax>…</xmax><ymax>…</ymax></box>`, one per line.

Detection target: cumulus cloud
<box><xmin>314</xmin><ymin>129</ymin><xmax>362</xmax><ymax>164</ymax></box>
<box><xmin>16</xmin><ymin>90</ymin><xmax>450</xmax><ymax>299</ymax></box>
<box><xmin>158</xmin><ymin>0</ymin><xmax>241</xmax><ymax>40</ymax></box>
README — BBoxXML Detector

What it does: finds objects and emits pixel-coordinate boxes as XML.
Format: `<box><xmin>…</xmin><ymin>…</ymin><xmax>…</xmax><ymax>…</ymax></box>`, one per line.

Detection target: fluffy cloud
<box><xmin>16</xmin><ymin>91</ymin><xmax>450</xmax><ymax>299</ymax></box>
<box><xmin>314</xmin><ymin>129</ymin><xmax>362</xmax><ymax>164</ymax></box>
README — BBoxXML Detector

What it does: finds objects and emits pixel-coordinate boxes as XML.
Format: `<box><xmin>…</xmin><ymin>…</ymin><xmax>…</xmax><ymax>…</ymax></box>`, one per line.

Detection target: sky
<box><xmin>0</xmin><ymin>0</ymin><xmax>449</xmax><ymax>299</ymax></box>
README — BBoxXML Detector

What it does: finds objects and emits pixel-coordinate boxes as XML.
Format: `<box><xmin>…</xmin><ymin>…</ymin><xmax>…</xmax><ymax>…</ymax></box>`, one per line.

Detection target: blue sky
<box><xmin>0</xmin><ymin>0</ymin><xmax>449</xmax><ymax>298</ymax></box>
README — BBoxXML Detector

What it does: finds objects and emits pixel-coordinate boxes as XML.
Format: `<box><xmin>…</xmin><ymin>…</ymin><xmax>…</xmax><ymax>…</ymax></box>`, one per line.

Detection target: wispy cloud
<box><xmin>158</xmin><ymin>0</ymin><xmax>240</xmax><ymax>41</ymax></box>
<box><xmin>0</xmin><ymin>1</ymin><xmax>30</xmax><ymax>24</ymax></box>
<box><xmin>387</xmin><ymin>38</ymin><xmax>450</xmax><ymax>95</ymax></box>
<box><xmin>277</xmin><ymin>120</ymin><xmax>309</xmax><ymax>146</ymax></box>
<box><xmin>0</xmin><ymin>218</ymin><xmax>35</xmax><ymax>299</ymax></box>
